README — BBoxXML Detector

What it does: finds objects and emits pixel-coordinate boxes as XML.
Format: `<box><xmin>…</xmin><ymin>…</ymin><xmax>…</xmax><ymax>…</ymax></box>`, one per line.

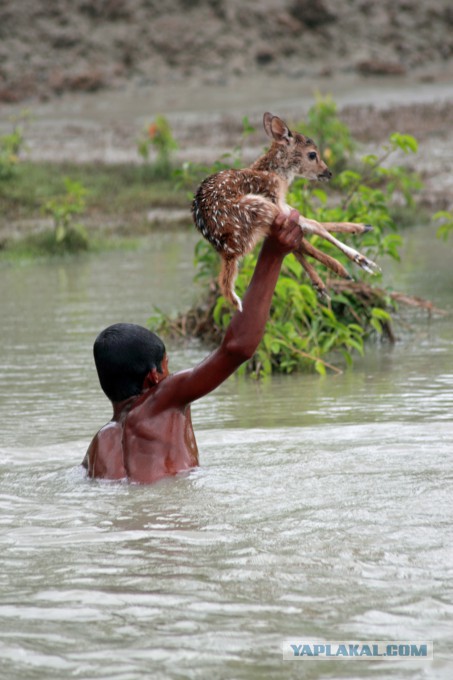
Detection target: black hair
<box><xmin>93</xmin><ymin>323</ymin><xmax>166</xmax><ymax>402</ymax></box>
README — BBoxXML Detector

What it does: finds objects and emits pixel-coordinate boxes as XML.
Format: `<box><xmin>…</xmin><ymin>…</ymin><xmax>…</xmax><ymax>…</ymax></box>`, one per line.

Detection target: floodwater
<box><xmin>0</xmin><ymin>224</ymin><xmax>452</xmax><ymax>680</ymax></box>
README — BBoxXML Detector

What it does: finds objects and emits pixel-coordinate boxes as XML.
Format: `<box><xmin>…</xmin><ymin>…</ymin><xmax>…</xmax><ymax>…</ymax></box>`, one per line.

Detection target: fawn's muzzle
<box><xmin>318</xmin><ymin>169</ymin><xmax>333</xmax><ymax>181</ymax></box>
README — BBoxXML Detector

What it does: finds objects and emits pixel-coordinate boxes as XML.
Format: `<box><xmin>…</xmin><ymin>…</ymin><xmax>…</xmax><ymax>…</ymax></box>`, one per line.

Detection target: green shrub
<box><xmin>433</xmin><ymin>210</ymin><xmax>453</xmax><ymax>241</ymax></box>
<box><xmin>137</xmin><ymin>115</ymin><xmax>178</xmax><ymax>180</ymax></box>
<box><xmin>300</xmin><ymin>93</ymin><xmax>355</xmax><ymax>172</ymax></box>
<box><xmin>42</xmin><ymin>178</ymin><xmax>89</xmax><ymax>252</ymax></box>
<box><xmin>0</xmin><ymin>116</ymin><xmax>27</xmax><ymax>180</ymax></box>
<box><xmin>173</xmin><ymin>116</ymin><xmax>256</xmax><ymax>196</ymax></box>
<box><xmin>152</xmin><ymin>99</ymin><xmax>424</xmax><ymax>376</ymax></box>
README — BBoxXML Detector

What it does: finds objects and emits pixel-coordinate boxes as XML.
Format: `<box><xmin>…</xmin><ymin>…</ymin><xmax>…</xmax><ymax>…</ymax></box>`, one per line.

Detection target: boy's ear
<box><xmin>143</xmin><ymin>368</ymin><xmax>160</xmax><ymax>389</ymax></box>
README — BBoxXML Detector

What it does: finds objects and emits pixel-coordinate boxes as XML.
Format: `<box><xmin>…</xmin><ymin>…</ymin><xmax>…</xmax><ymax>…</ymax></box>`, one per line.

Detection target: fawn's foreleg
<box><xmin>315</xmin><ymin>221</ymin><xmax>373</xmax><ymax>235</ymax></box>
<box><xmin>297</xmin><ymin>215</ymin><xmax>380</xmax><ymax>274</ymax></box>
<box><xmin>279</xmin><ymin>203</ymin><xmax>379</xmax><ymax>274</ymax></box>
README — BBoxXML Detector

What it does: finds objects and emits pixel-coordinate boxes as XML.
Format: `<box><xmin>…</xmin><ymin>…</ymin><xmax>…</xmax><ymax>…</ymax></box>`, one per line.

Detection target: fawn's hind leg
<box><xmin>294</xmin><ymin>251</ymin><xmax>329</xmax><ymax>299</ymax></box>
<box><xmin>301</xmin><ymin>240</ymin><xmax>352</xmax><ymax>280</ymax></box>
<box><xmin>294</xmin><ymin>240</ymin><xmax>353</xmax><ymax>300</ymax></box>
<box><xmin>219</xmin><ymin>257</ymin><xmax>242</xmax><ymax>311</ymax></box>
<box><xmin>218</xmin><ymin>195</ymin><xmax>277</xmax><ymax>310</ymax></box>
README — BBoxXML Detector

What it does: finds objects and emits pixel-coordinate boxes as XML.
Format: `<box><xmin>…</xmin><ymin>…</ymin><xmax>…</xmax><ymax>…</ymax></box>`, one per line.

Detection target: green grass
<box><xmin>0</xmin><ymin>228</ymin><xmax>140</xmax><ymax>263</ymax></box>
<box><xmin>0</xmin><ymin>161</ymin><xmax>189</xmax><ymax>224</ymax></box>
<box><xmin>0</xmin><ymin>160</ymin><xmax>193</xmax><ymax>258</ymax></box>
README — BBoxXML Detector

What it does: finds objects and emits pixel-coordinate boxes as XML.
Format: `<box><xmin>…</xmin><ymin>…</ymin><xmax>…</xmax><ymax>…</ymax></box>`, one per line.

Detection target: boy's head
<box><xmin>93</xmin><ymin>323</ymin><xmax>166</xmax><ymax>402</ymax></box>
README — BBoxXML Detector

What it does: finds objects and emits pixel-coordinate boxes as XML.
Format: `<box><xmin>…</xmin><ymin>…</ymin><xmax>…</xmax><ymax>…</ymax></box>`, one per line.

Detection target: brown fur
<box><xmin>192</xmin><ymin>112</ymin><xmax>379</xmax><ymax>310</ymax></box>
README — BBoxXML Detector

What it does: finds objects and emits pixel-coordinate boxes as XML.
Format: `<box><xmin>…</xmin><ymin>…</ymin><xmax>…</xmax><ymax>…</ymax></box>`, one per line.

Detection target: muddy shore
<box><xmin>2</xmin><ymin>70</ymin><xmax>453</xmax><ymax>218</ymax></box>
<box><xmin>1</xmin><ymin>0</ymin><xmax>453</xmax><ymax>217</ymax></box>
<box><xmin>1</xmin><ymin>0</ymin><xmax>453</xmax><ymax>103</ymax></box>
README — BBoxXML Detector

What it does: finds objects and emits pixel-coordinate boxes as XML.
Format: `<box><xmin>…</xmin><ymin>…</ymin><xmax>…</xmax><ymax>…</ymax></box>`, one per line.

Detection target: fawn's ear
<box><xmin>263</xmin><ymin>112</ymin><xmax>292</xmax><ymax>145</ymax></box>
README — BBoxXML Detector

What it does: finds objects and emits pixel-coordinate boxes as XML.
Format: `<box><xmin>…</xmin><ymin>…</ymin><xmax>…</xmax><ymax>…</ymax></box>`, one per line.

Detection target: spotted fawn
<box><xmin>192</xmin><ymin>112</ymin><xmax>379</xmax><ymax>310</ymax></box>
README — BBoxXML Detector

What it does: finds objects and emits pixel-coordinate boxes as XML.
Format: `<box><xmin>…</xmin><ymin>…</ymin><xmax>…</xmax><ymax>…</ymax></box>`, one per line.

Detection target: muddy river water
<box><xmin>0</xmin><ymin>221</ymin><xmax>452</xmax><ymax>679</ymax></box>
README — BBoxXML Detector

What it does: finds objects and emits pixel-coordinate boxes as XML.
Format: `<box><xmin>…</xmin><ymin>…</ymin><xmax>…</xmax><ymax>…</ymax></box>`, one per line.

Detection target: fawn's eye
<box><xmin>308</xmin><ymin>152</ymin><xmax>317</xmax><ymax>161</ymax></box>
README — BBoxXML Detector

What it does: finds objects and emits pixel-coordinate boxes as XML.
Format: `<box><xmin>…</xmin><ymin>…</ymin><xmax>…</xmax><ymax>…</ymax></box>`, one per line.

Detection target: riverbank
<box><xmin>1</xmin><ymin>71</ymin><xmax>453</xmax><ymax>249</ymax></box>
<box><xmin>0</xmin><ymin>162</ymin><xmax>189</xmax><ymax>246</ymax></box>
<box><xmin>2</xmin><ymin>0</ymin><xmax>453</xmax><ymax>103</ymax></box>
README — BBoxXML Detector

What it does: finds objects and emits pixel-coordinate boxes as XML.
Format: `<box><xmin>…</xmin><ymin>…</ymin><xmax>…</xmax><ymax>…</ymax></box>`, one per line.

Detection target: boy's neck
<box><xmin>112</xmin><ymin>395</ymin><xmax>138</xmax><ymax>421</ymax></box>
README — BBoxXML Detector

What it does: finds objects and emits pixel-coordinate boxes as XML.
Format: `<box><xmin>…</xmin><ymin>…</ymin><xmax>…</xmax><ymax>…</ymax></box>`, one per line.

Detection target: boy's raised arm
<box><xmin>162</xmin><ymin>210</ymin><xmax>302</xmax><ymax>406</ymax></box>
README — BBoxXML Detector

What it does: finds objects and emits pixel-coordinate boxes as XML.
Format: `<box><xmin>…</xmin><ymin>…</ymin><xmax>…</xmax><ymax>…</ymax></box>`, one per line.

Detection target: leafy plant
<box><xmin>211</xmin><ymin>246</ymin><xmax>366</xmax><ymax>376</ymax></box>
<box><xmin>137</xmin><ymin>115</ymin><xmax>178</xmax><ymax>179</ymax></box>
<box><xmin>173</xmin><ymin>116</ymin><xmax>256</xmax><ymax>193</ymax></box>
<box><xmin>43</xmin><ymin>178</ymin><xmax>89</xmax><ymax>251</ymax></box>
<box><xmin>0</xmin><ymin>113</ymin><xmax>28</xmax><ymax>180</ymax></box>
<box><xmin>300</xmin><ymin>94</ymin><xmax>355</xmax><ymax>172</ymax></box>
<box><xmin>153</xmin><ymin>98</ymin><xmax>424</xmax><ymax>376</ymax></box>
<box><xmin>433</xmin><ymin>210</ymin><xmax>453</xmax><ymax>241</ymax></box>
<box><xmin>287</xmin><ymin>130</ymin><xmax>421</xmax><ymax>269</ymax></box>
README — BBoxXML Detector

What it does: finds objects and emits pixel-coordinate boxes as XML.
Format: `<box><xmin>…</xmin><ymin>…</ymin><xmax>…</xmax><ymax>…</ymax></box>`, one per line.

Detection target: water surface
<box><xmin>0</xmin><ymin>225</ymin><xmax>452</xmax><ymax>679</ymax></box>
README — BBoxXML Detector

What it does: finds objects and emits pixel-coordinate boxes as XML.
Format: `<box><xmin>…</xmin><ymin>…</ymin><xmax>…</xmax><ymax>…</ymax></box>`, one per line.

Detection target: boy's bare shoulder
<box><xmin>85</xmin><ymin>420</ymin><xmax>126</xmax><ymax>479</ymax></box>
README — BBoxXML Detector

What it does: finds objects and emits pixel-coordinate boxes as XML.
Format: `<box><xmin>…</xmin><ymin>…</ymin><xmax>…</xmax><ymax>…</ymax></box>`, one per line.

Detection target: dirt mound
<box><xmin>1</xmin><ymin>0</ymin><xmax>452</xmax><ymax>102</ymax></box>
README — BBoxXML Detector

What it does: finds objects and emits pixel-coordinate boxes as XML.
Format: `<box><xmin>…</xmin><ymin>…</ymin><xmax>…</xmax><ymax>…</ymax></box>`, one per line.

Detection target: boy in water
<box><xmin>83</xmin><ymin>210</ymin><xmax>301</xmax><ymax>483</ymax></box>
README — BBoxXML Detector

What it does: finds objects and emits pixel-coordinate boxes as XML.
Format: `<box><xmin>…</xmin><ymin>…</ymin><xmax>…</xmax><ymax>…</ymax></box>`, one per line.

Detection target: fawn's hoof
<box><xmin>354</xmin><ymin>254</ymin><xmax>381</xmax><ymax>275</ymax></box>
<box><xmin>231</xmin><ymin>292</ymin><xmax>243</xmax><ymax>312</ymax></box>
<box><xmin>313</xmin><ymin>284</ymin><xmax>330</xmax><ymax>301</ymax></box>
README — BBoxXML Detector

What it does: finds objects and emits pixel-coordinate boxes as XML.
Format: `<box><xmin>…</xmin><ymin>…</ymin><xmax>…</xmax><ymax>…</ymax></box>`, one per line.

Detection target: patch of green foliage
<box><xmin>137</xmin><ymin>115</ymin><xmax>179</xmax><ymax>180</ymax></box>
<box><xmin>153</xmin><ymin>97</ymin><xmax>423</xmax><ymax>376</ymax></box>
<box><xmin>0</xmin><ymin>112</ymin><xmax>187</xmax><ymax>257</ymax></box>
<box><xmin>433</xmin><ymin>210</ymin><xmax>453</xmax><ymax>241</ymax></box>
<box><xmin>173</xmin><ymin>116</ymin><xmax>257</xmax><ymax>195</ymax></box>
<box><xmin>42</xmin><ymin>177</ymin><xmax>89</xmax><ymax>251</ymax></box>
<box><xmin>303</xmin><ymin>94</ymin><xmax>356</xmax><ymax>173</ymax></box>
<box><xmin>0</xmin><ymin>113</ymin><xmax>28</xmax><ymax>180</ymax></box>
<box><xmin>1</xmin><ymin>162</ymin><xmax>185</xmax><ymax>224</ymax></box>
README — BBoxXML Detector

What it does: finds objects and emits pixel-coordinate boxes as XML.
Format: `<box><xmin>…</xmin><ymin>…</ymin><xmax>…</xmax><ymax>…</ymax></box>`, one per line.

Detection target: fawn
<box><xmin>192</xmin><ymin>112</ymin><xmax>379</xmax><ymax>311</ymax></box>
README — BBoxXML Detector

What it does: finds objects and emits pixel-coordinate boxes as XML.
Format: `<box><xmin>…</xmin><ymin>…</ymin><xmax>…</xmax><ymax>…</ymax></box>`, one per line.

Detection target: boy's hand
<box><xmin>267</xmin><ymin>210</ymin><xmax>302</xmax><ymax>255</ymax></box>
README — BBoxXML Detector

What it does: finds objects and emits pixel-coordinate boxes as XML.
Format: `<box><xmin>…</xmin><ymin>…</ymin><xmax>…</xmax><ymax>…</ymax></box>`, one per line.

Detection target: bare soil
<box><xmin>1</xmin><ymin>0</ymin><xmax>453</xmax><ymax>215</ymax></box>
<box><xmin>1</xmin><ymin>0</ymin><xmax>453</xmax><ymax>103</ymax></box>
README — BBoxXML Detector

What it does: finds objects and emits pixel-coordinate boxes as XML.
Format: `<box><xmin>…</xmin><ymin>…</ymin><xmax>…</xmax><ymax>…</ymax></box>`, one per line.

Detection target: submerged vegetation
<box><xmin>0</xmin><ymin>103</ymin><xmax>441</xmax><ymax>372</ymax></box>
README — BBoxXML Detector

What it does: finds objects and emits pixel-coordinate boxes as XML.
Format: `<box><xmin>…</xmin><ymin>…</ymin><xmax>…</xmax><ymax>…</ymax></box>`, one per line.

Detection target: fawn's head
<box><xmin>262</xmin><ymin>112</ymin><xmax>332</xmax><ymax>183</ymax></box>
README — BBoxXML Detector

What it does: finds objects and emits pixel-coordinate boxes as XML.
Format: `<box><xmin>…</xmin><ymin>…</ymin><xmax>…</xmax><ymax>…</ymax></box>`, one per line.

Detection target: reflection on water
<box><xmin>0</xmin><ymin>225</ymin><xmax>452</xmax><ymax>679</ymax></box>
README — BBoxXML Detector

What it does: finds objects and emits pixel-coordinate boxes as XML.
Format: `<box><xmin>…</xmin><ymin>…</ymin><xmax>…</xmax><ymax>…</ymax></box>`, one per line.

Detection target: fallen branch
<box><xmin>326</xmin><ymin>279</ymin><xmax>448</xmax><ymax>317</ymax></box>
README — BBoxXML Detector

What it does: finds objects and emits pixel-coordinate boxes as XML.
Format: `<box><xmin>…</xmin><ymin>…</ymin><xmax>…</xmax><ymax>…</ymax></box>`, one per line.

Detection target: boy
<box><xmin>83</xmin><ymin>210</ymin><xmax>302</xmax><ymax>483</ymax></box>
